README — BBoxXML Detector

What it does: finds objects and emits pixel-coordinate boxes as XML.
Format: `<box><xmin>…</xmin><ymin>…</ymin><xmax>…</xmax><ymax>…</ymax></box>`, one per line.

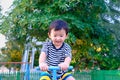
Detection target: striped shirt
<box><xmin>41</xmin><ymin>41</ymin><xmax>72</xmax><ymax>66</ymax></box>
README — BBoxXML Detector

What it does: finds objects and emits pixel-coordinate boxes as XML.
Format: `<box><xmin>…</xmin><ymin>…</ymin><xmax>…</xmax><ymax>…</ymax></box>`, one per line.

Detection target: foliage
<box><xmin>0</xmin><ymin>0</ymin><xmax>120</xmax><ymax>70</ymax></box>
<box><xmin>1</xmin><ymin>41</ymin><xmax>22</xmax><ymax>62</ymax></box>
<box><xmin>101</xmin><ymin>0</ymin><xmax>120</xmax><ymax>62</ymax></box>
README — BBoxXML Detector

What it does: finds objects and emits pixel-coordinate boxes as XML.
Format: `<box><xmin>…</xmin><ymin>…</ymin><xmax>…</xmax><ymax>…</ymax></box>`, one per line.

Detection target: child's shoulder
<box><xmin>43</xmin><ymin>41</ymin><xmax>52</xmax><ymax>46</ymax></box>
<box><xmin>64</xmin><ymin>42</ymin><xmax>71</xmax><ymax>48</ymax></box>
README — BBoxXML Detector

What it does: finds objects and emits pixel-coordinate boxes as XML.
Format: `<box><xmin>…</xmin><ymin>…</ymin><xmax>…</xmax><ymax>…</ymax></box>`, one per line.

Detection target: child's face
<box><xmin>48</xmin><ymin>28</ymin><xmax>68</xmax><ymax>48</ymax></box>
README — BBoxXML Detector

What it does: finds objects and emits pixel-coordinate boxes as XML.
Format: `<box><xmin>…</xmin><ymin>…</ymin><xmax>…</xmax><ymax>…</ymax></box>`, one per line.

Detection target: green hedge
<box><xmin>0</xmin><ymin>70</ymin><xmax>120</xmax><ymax>80</ymax></box>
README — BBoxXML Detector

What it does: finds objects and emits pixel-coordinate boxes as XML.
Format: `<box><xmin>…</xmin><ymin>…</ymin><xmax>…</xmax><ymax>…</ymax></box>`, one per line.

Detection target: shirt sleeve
<box><xmin>41</xmin><ymin>42</ymin><xmax>48</xmax><ymax>55</ymax></box>
<box><xmin>64</xmin><ymin>43</ymin><xmax>72</xmax><ymax>58</ymax></box>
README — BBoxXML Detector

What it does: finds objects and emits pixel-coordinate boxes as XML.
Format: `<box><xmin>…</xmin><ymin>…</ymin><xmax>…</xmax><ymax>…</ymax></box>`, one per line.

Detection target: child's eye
<box><xmin>60</xmin><ymin>35</ymin><xmax>63</xmax><ymax>37</ymax></box>
<box><xmin>54</xmin><ymin>35</ymin><xmax>57</xmax><ymax>37</ymax></box>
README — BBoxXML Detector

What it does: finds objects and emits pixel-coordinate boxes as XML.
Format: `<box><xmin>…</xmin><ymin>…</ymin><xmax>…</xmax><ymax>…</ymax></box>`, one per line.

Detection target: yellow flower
<box><xmin>96</xmin><ymin>47</ymin><xmax>101</xmax><ymax>52</ymax></box>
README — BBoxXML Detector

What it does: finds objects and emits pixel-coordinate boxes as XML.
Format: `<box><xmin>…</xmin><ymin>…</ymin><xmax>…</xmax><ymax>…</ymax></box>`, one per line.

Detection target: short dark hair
<box><xmin>48</xmin><ymin>20</ymin><xmax>69</xmax><ymax>34</ymax></box>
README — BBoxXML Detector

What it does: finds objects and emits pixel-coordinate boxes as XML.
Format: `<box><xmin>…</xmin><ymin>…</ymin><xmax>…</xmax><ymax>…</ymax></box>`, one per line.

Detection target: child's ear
<box><xmin>48</xmin><ymin>32</ymin><xmax>50</xmax><ymax>38</ymax></box>
<box><xmin>66</xmin><ymin>34</ymin><xmax>68</xmax><ymax>39</ymax></box>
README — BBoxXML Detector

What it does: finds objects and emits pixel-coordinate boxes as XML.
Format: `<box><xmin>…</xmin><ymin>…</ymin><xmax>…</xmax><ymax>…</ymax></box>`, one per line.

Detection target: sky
<box><xmin>0</xmin><ymin>0</ymin><xmax>14</xmax><ymax>49</ymax></box>
<box><xmin>0</xmin><ymin>34</ymin><xmax>7</xmax><ymax>48</ymax></box>
<box><xmin>0</xmin><ymin>0</ymin><xmax>14</xmax><ymax>14</ymax></box>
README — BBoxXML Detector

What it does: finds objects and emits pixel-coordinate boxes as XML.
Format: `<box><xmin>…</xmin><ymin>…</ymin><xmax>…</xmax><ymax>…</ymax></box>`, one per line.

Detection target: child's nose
<box><xmin>56</xmin><ymin>36</ymin><xmax>61</xmax><ymax>40</ymax></box>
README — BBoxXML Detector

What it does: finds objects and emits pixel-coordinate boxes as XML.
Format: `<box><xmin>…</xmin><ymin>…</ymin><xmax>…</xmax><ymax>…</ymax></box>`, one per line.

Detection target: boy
<box><xmin>39</xmin><ymin>20</ymin><xmax>75</xmax><ymax>80</ymax></box>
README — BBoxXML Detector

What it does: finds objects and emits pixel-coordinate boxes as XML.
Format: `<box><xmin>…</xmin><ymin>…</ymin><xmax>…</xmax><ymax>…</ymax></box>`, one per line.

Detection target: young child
<box><xmin>39</xmin><ymin>20</ymin><xmax>75</xmax><ymax>80</ymax></box>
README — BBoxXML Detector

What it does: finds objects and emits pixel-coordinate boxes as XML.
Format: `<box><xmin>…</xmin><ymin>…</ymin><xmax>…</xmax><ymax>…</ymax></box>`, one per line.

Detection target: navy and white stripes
<box><xmin>41</xmin><ymin>41</ymin><xmax>72</xmax><ymax>66</ymax></box>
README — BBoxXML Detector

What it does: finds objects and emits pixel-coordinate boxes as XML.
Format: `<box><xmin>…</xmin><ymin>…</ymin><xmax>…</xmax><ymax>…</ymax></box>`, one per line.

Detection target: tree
<box><xmin>0</xmin><ymin>0</ymin><xmax>119</xmax><ymax>70</ymax></box>
<box><xmin>102</xmin><ymin>0</ymin><xmax>120</xmax><ymax>56</ymax></box>
<box><xmin>0</xmin><ymin>5</ymin><xmax>3</xmax><ymax>25</ymax></box>
<box><xmin>100</xmin><ymin>0</ymin><xmax>120</xmax><ymax>69</ymax></box>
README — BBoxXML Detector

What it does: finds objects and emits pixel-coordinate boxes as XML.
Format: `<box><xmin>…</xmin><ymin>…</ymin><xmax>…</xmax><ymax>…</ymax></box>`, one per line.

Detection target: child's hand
<box><xmin>39</xmin><ymin>62</ymin><xmax>48</xmax><ymax>71</ymax></box>
<box><xmin>58</xmin><ymin>62</ymin><xmax>69</xmax><ymax>71</ymax></box>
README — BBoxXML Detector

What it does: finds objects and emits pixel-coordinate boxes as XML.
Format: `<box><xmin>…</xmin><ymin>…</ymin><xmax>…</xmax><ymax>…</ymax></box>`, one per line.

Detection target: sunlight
<box><xmin>0</xmin><ymin>34</ymin><xmax>7</xmax><ymax>48</ymax></box>
<box><xmin>0</xmin><ymin>0</ymin><xmax>14</xmax><ymax>49</ymax></box>
<box><xmin>0</xmin><ymin>0</ymin><xmax>14</xmax><ymax>14</ymax></box>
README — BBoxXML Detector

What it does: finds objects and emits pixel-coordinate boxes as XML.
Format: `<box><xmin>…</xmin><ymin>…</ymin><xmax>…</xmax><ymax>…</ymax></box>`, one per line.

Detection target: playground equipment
<box><xmin>19</xmin><ymin>35</ymin><xmax>43</xmax><ymax>80</ymax></box>
<box><xmin>36</xmin><ymin>66</ymin><xmax>73</xmax><ymax>80</ymax></box>
<box><xmin>20</xmin><ymin>36</ymin><xmax>43</xmax><ymax>72</ymax></box>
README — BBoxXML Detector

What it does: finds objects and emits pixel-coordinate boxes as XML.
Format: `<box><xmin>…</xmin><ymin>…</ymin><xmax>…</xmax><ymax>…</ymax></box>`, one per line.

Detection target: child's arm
<box><xmin>39</xmin><ymin>52</ymin><xmax>48</xmax><ymax>71</ymax></box>
<box><xmin>58</xmin><ymin>57</ymin><xmax>71</xmax><ymax>71</ymax></box>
